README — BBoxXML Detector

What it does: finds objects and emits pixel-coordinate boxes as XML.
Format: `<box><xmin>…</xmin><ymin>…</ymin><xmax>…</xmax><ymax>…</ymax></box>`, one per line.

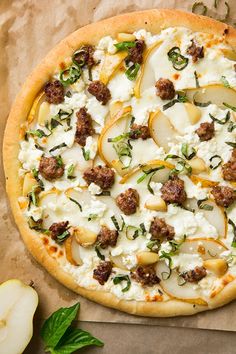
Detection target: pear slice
<box><xmin>203</xmin><ymin>259</ymin><xmax>228</xmax><ymax>277</ymax></box>
<box><xmin>73</xmin><ymin>226</ymin><xmax>97</xmax><ymax>247</ymax></box>
<box><xmin>100</xmin><ymin>52</ymin><xmax>127</xmax><ymax>85</ymax></box>
<box><xmin>134</xmin><ymin>41</ymin><xmax>162</xmax><ymax>98</ymax></box>
<box><xmin>144</xmin><ymin>195</ymin><xmax>167</xmax><ymax>211</ymax></box>
<box><xmin>149</xmin><ymin>110</ymin><xmax>178</xmax><ymax>152</ymax></box>
<box><xmin>22</xmin><ymin>172</ymin><xmax>38</xmax><ymax>197</ymax></box>
<box><xmin>156</xmin><ymin>261</ymin><xmax>207</xmax><ymax>305</ymax></box>
<box><xmin>65</xmin><ymin>236</ymin><xmax>83</xmax><ymax>266</ymax></box>
<box><xmin>185</xmin><ymin>85</ymin><xmax>236</xmax><ymax>109</ymax></box>
<box><xmin>179</xmin><ymin>238</ymin><xmax>227</xmax><ymax>259</ymax></box>
<box><xmin>27</xmin><ymin>91</ymin><xmax>46</xmax><ymax>124</ymax></box>
<box><xmin>120</xmin><ymin>160</ymin><xmax>174</xmax><ymax>185</ymax></box>
<box><xmin>184</xmin><ymin>102</ymin><xmax>202</xmax><ymax>124</ymax></box>
<box><xmin>0</xmin><ymin>279</ymin><xmax>38</xmax><ymax>354</ymax></box>
<box><xmin>186</xmin><ymin>198</ymin><xmax>227</xmax><ymax>238</ymax></box>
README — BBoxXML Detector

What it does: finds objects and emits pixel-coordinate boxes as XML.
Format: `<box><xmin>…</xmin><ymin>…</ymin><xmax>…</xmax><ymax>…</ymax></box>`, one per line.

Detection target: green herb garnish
<box><xmin>223</xmin><ymin>103</ymin><xmax>236</xmax><ymax>112</ymax></box>
<box><xmin>67</xmin><ymin>164</ymin><xmax>76</xmax><ymax>180</ymax></box>
<box><xmin>49</xmin><ymin>143</ymin><xmax>67</xmax><ymax>153</ymax></box>
<box><xmin>194</xmin><ymin>71</ymin><xmax>200</xmax><ymax>88</ymax></box>
<box><xmin>82</xmin><ymin>147</ymin><xmax>90</xmax><ymax>161</ymax></box>
<box><xmin>209</xmin><ymin>111</ymin><xmax>230</xmax><ymax>124</ymax></box>
<box><xmin>209</xmin><ymin>155</ymin><xmax>223</xmax><ymax>169</ymax></box>
<box><xmin>95</xmin><ymin>244</ymin><xmax>105</xmax><ymax>260</ymax></box>
<box><xmin>167</xmin><ymin>47</ymin><xmax>189</xmax><ymax>71</ymax></box>
<box><xmin>56</xmin><ymin>230</ymin><xmax>70</xmax><ymax>243</ymax></box>
<box><xmin>228</xmin><ymin>121</ymin><xmax>236</xmax><ymax>132</ymax></box>
<box><xmin>225</xmin><ymin>141</ymin><xmax>236</xmax><ymax>148</ymax></box>
<box><xmin>163</xmin><ymin>91</ymin><xmax>188</xmax><ymax>110</ymax></box>
<box><xmin>68</xmin><ymin>197</ymin><xmax>82</xmax><ymax>211</ymax></box>
<box><xmin>114</xmin><ymin>41</ymin><xmax>136</xmax><ymax>51</ymax></box>
<box><xmin>27</xmin><ymin>129</ymin><xmax>48</xmax><ymax>138</ymax></box>
<box><xmin>229</xmin><ymin>219</ymin><xmax>236</xmax><ymax>247</ymax></box>
<box><xmin>113</xmin><ymin>274</ymin><xmax>131</xmax><ymax>292</ymax></box>
<box><xmin>197</xmin><ymin>198</ymin><xmax>214</xmax><ymax>211</ymax></box>
<box><xmin>147</xmin><ymin>240</ymin><xmax>160</xmax><ymax>253</ymax></box>
<box><xmin>41</xmin><ymin>302</ymin><xmax>103</xmax><ymax>354</ymax></box>
<box><xmin>125</xmin><ymin>63</ymin><xmax>140</xmax><ymax>81</ymax></box>
<box><xmin>221</xmin><ymin>75</ymin><xmax>230</xmax><ymax>88</ymax></box>
<box><xmin>60</xmin><ymin>66</ymin><xmax>82</xmax><ymax>86</ymax></box>
<box><xmin>181</xmin><ymin>143</ymin><xmax>196</xmax><ymax>160</ymax></box>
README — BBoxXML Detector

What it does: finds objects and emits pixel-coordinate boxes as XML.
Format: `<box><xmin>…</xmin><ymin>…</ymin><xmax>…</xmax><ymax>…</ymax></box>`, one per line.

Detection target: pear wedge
<box><xmin>27</xmin><ymin>91</ymin><xmax>46</xmax><ymax>124</ymax></box>
<box><xmin>100</xmin><ymin>52</ymin><xmax>127</xmax><ymax>85</ymax></box>
<box><xmin>0</xmin><ymin>279</ymin><xmax>38</xmax><ymax>354</ymax></box>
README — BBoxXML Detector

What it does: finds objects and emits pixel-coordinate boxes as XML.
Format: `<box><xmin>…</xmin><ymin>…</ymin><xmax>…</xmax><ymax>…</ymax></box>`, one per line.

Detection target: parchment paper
<box><xmin>1</xmin><ymin>0</ymin><xmax>236</xmax><ymax>333</ymax></box>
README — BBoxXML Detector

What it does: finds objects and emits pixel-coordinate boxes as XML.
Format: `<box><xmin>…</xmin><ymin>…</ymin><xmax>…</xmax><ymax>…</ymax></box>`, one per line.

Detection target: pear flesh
<box><xmin>0</xmin><ymin>279</ymin><xmax>38</xmax><ymax>354</ymax></box>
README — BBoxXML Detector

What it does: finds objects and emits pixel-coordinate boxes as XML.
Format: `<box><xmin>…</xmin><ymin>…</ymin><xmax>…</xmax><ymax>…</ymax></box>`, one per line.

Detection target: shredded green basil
<box><xmin>177</xmin><ymin>274</ymin><xmax>187</xmax><ymax>286</ymax></box>
<box><xmin>228</xmin><ymin>121</ymin><xmax>236</xmax><ymax>132</ymax></box>
<box><xmin>162</xmin><ymin>91</ymin><xmax>188</xmax><ymax>111</ymax></box>
<box><xmin>68</xmin><ymin>197</ymin><xmax>82</xmax><ymax>211</ymax></box>
<box><xmin>229</xmin><ymin>219</ymin><xmax>236</xmax><ymax>247</ymax></box>
<box><xmin>209</xmin><ymin>111</ymin><xmax>230</xmax><ymax>124</ymax></box>
<box><xmin>209</xmin><ymin>155</ymin><xmax>223</xmax><ymax>169</ymax></box>
<box><xmin>147</xmin><ymin>240</ymin><xmax>160</xmax><ymax>253</ymax></box>
<box><xmin>55</xmin><ymin>155</ymin><xmax>63</xmax><ymax>167</ymax></box>
<box><xmin>32</xmin><ymin>168</ymin><xmax>44</xmax><ymax>190</ymax></box>
<box><xmin>111</xmin><ymin>215</ymin><xmax>125</xmax><ymax>232</ymax></box>
<box><xmin>225</xmin><ymin>141</ymin><xmax>236</xmax><ymax>148</ymax></box>
<box><xmin>167</xmin><ymin>47</ymin><xmax>189</xmax><ymax>71</ymax></box>
<box><xmin>95</xmin><ymin>244</ymin><xmax>105</xmax><ymax>260</ymax></box>
<box><xmin>193</xmin><ymin>95</ymin><xmax>212</xmax><ymax>107</ymax></box>
<box><xmin>96</xmin><ymin>191</ymin><xmax>111</xmax><ymax>196</ymax></box>
<box><xmin>114</xmin><ymin>41</ymin><xmax>136</xmax><ymax>51</ymax></box>
<box><xmin>197</xmin><ymin>198</ymin><xmax>214</xmax><ymax>211</ymax></box>
<box><xmin>181</xmin><ymin>143</ymin><xmax>196</xmax><ymax>160</ymax></box>
<box><xmin>113</xmin><ymin>274</ymin><xmax>131</xmax><ymax>292</ymax></box>
<box><xmin>27</xmin><ymin>129</ymin><xmax>48</xmax><ymax>138</ymax></box>
<box><xmin>125</xmin><ymin>63</ymin><xmax>140</xmax><ymax>81</ymax></box>
<box><xmin>67</xmin><ymin>164</ymin><xmax>76</xmax><ymax>180</ymax></box>
<box><xmin>221</xmin><ymin>75</ymin><xmax>230</xmax><ymax>88</ymax></box>
<box><xmin>88</xmin><ymin>214</ymin><xmax>98</xmax><ymax>221</ymax></box>
<box><xmin>113</xmin><ymin>140</ymin><xmax>133</xmax><ymax>169</ymax></box>
<box><xmin>82</xmin><ymin>147</ymin><xmax>90</xmax><ymax>161</ymax></box>
<box><xmin>56</xmin><ymin>230</ymin><xmax>70</xmax><ymax>243</ymax></box>
<box><xmin>223</xmin><ymin>103</ymin><xmax>236</xmax><ymax>112</ymax></box>
<box><xmin>194</xmin><ymin>71</ymin><xmax>200</xmax><ymax>88</ymax></box>
<box><xmin>49</xmin><ymin>143</ymin><xmax>67</xmax><ymax>153</ymax></box>
<box><xmin>170</xmin><ymin>160</ymin><xmax>192</xmax><ymax>176</ymax></box>
<box><xmin>137</xmin><ymin>166</ymin><xmax>165</xmax><ymax>184</ymax></box>
<box><xmin>107</xmin><ymin>132</ymin><xmax>130</xmax><ymax>143</ymax></box>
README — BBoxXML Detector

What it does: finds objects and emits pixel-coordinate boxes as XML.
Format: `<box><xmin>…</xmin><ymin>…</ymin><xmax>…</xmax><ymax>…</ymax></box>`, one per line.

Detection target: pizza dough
<box><xmin>3</xmin><ymin>9</ymin><xmax>236</xmax><ymax>317</ymax></box>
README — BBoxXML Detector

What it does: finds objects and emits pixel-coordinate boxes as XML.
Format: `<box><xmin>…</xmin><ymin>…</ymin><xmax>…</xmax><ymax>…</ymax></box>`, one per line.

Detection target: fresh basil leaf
<box><xmin>56</xmin><ymin>230</ymin><xmax>70</xmax><ymax>243</ymax></box>
<box><xmin>147</xmin><ymin>240</ymin><xmax>160</xmax><ymax>253</ymax></box>
<box><xmin>113</xmin><ymin>275</ymin><xmax>131</xmax><ymax>292</ymax></box>
<box><xmin>162</xmin><ymin>91</ymin><xmax>188</xmax><ymax>110</ymax></box>
<box><xmin>51</xmin><ymin>327</ymin><xmax>103</xmax><ymax>354</ymax></box>
<box><xmin>56</xmin><ymin>155</ymin><xmax>64</xmax><ymax>167</ymax></box>
<box><xmin>228</xmin><ymin>121</ymin><xmax>236</xmax><ymax>132</ymax></box>
<box><xmin>41</xmin><ymin>303</ymin><xmax>80</xmax><ymax>348</ymax></box>
<box><xmin>125</xmin><ymin>63</ymin><xmax>140</xmax><ymax>81</ymax></box>
<box><xmin>114</xmin><ymin>41</ymin><xmax>136</xmax><ymax>51</ymax></box>
<box><xmin>108</xmin><ymin>132</ymin><xmax>130</xmax><ymax>142</ymax></box>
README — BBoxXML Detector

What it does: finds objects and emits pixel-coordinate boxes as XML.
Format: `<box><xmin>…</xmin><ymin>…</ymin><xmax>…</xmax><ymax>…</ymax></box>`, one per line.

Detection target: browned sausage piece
<box><xmin>39</xmin><ymin>156</ymin><xmax>64</xmax><ymax>181</ymax></box>
<box><xmin>149</xmin><ymin>217</ymin><xmax>175</xmax><ymax>242</ymax></box>
<box><xmin>181</xmin><ymin>266</ymin><xmax>207</xmax><ymax>283</ymax></box>
<box><xmin>93</xmin><ymin>261</ymin><xmax>113</xmax><ymax>285</ymax></box>
<box><xmin>129</xmin><ymin>124</ymin><xmax>150</xmax><ymax>140</ymax></box>
<box><xmin>161</xmin><ymin>175</ymin><xmax>187</xmax><ymax>205</ymax></box>
<box><xmin>83</xmin><ymin>165</ymin><xmax>115</xmax><ymax>190</ymax></box>
<box><xmin>195</xmin><ymin>122</ymin><xmax>215</xmax><ymax>141</ymax></box>
<box><xmin>127</xmin><ymin>39</ymin><xmax>145</xmax><ymax>64</ymax></box>
<box><xmin>212</xmin><ymin>185</ymin><xmax>236</xmax><ymax>208</ymax></box>
<box><xmin>131</xmin><ymin>265</ymin><xmax>160</xmax><ymax>286</ymax></box>
<box><xmin>75</xmin><ymin>107</ymin><xmax>95</xmax><ymax>146</ymax></box>
<box><xmin>49</xmin><ymin>221</ymin><xmax>69</xmax><ymax>240</ymax></box>
<box><xmin>155</xmin><ymin>78</ymin><xmax>175</xmax><ymax>100</ymax></box>
<box><xmin>222</xmin><ymin>149</ymin><xmax>236</xmax><ymax>182</ymax></box>
<box><xmin>73</xmin><ymin>45</ymin><xmax>95</xmax><ymax>68</ymax></box>
<box><xmin>116</xmin><ymin>188</ymin><xmax>140</xmax><ymax>215</ymax></box>
<box><xmin>97</xmin><ymin>226</ymin><xmax>119</xmax><ymax>249</ymax></box>
<box><xmin>88</xmin><ymin>80</ymin><xmax>111</xmax><ymax>105</ymax></box>
<box><xmin>44</xmin><ymin>80</ymin><xmax>65</xmax><ymax>104</ymax></box>
<box><xmin>187</xmin><ymin>40</ymin><xmax>204</xmax><ymax>63</ymax></box>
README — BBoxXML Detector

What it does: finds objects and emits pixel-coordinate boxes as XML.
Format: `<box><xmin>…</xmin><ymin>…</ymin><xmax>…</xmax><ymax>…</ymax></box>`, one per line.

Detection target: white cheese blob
<box><xmin>18</xmin><ymin>138</ymin><xmax>43</xmax><ymax>170</ymax></box>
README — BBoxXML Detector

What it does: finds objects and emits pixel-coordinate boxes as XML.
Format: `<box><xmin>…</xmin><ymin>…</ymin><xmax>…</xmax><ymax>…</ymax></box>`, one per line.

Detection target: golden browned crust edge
<box><xmin>3</xmin><ymin>9</ymin><xmax>236</xmax><ymax>317</ymax></box>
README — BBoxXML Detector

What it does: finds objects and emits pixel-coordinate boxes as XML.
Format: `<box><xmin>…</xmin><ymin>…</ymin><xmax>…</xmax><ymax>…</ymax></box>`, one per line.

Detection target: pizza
<box><xmin>4</xmin><ymin>9</ymin><xmax>236</xmax><ymax>317</ymax></box>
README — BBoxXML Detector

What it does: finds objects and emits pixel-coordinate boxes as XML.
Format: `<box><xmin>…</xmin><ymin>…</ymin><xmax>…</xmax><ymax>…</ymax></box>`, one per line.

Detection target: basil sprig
<box><xmin>41</xmin><ymin>302</ymin><xmax>103</xmax><ymax>354</ymax></box>
<box><xmin>167</xmin><ymin>47</ymin><xmax>189</xmax><ymax>71</ymax></box>
<box><xmin>113</xmin><ymin>274</ymin><xmax>131</xmax><ymax>292</ymax></box>
<box><xmin>81</xmin><ymin>147</ymin><xmax>90</xmax><ymax>161</ymax></box>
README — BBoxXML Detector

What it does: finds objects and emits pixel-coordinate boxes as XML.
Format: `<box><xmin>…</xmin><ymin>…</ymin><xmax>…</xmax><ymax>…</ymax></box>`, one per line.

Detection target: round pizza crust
<box><xmin>3</xmin><ymin>9</ymin><xmax>236</xmax><ymax>317</ymax></box>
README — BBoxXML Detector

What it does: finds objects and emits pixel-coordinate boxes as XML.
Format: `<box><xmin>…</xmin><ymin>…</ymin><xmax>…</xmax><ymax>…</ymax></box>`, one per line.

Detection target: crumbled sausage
<box><xmin>195</xmin><ymin>122</ymin><xmax>215</xmax><ymax>141</ymax></box>
<box><xmin>75</xmin><ymin>107</ymin><xmax>95</xmax><ymax>146</ymax></box>
<box><xmin>93</xmin><ymin>261</ymin><xmax>113</xmax><ymax>285</ymax></box>
<box><xmin>155</xmin><ymin>78</ymin><xmax>175</xmax><ymax>100</ymax></box>
<box><xmin>161</xmin><ymin>175</ymin><xmax>187</xmax><ymax>205</ymax></box>
<box><xmin>181</xmin><ymin>266</ymin><xmax>207</xmax><ymax>283</ymax></box>
<box><xmin>97</xmin><ymin>226</ymin><xmax>118</xmax><ymax>249</ymax></box>
<box><xmin>187</xmin><ymin>40</ymin><xmax>204</xmax><ymax>63</ymax></box>
<box><xmin>73</xmin><ymin>45</ymin><xmax>95</xmax><ymax>68</ymax></box>
<box><xmin>212</xmin><ymin>185</ymin><xmax>236</xmax><ymax>208</ymax></box>
<box><xmin>129</xmin><ymin>124</ymin><xmax>150</xmax><ymax>140</ymax></box>
<box><xmin>149</xmin><ymin>217</ymin><xmax>175</xmax><ymax>242</ymax></box>
<box><xmin>39</xmin><ymin>156</ymin><xmax>64</xmax><ymax>181</ymax></box>
<box><xmin>116</xmin><ymin>188</ymin><xmax>139</xmax><ymax>215</ymax></box>
<box><xmin>126</xmin><ymin>39</ymin><xmax>145</xmax><ymax>64</ymax></box>
<box><xmin>222</xmin><ymin>149</ymin><xmax>236</xmax><ymax>182</ymax></box>
<box><xmin>88</xmin><ymin>80</ymin><xmax>111</xmax><ymax>105</ymax></box>
<box><xmin>44</xmin><ymin>80</ymin><xmax>65</xmax><ymax>104</ymax></box>
<box><xmin>131</xmin><ymin>265</ymin><xmax>160</xmax><ymax>286</ymax></box>
<box><xmin>83</xmin><ymin>165</ymin><xmax>115</xmax><ymax>190</ymax></box>
<box><xmin>49</xmin><ymin>221</ymin><xmax>69</xmax><ymax>240</ymax></box>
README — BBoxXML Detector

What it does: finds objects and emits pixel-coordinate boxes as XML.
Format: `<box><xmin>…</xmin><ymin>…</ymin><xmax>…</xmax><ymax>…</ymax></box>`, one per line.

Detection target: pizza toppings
<box><xmin>161</xmin><ymin>176</ymin><xmax>187</xmax><ymax>205</ymax></box>
<box><xmin>93</xmin><ymin>261</ymin><xmax>113</xmax><ymax>285</ymax></box>
<box><xmin>155</xmin><ymin>78</ymin><xmax>175</xmax><ymax>100</ymax></box>
<box><xmin>116</xmin><ymin>188</ymin><xmax>140</xmax><ymax>215</ymax></box>
<box><xmin>44</xmin><ymin>80</ymin><xmax>65</xmax><ymax>104</ymax></box>
<box><xmin>126</xmin><ymin>39</ymin><xmax>145</xmax><ymax>64</ymax></box>
<box><xmin>73</xmin><ymin>45</ymin><xmax>95</xmax><ymax>68</ymax></box>
<box><xmin>129</xmin><ymin>124</ymin><xmax>150</xmax><ymax>140</ymax></box>
<box><xmin>49</xmin><ymin>221</ymin><xmax>69</xmax><ymax>240</ymax></box>
<box><xmin>83</xmin><ymin>165</ymin><xmax>115</xmax><ymax>190</ymax></box>
<box><xmin>222</xmin><ymin>149</ymin><xmax>236</xmax><ymax>181</ymax></box>
<box><xmin>211</xmin><ymin>185</ymin><xmax>236</xmax><ymax>208</ymax></box>
<box><xmin>39</xmin><ymin>156</ymin><xmax>64</xmax><ymax>181</ymax></box>
<box><xmin>131</xmin><ymin>265</ymin><xmax>160</xmax><ymax>286</ymax></box>
<box><xmin>75</xmin><ymin>107</ymin><xmax>95</xmax><ymax>146</ymax></box>
<box><xmin>187</xmin><ymin>40</ymin><xmax>204</xmax><ymax>63</ymax></box>
<box><xmin>181</xmin><ymin>266</ymin><xmax>207</xmax><ymax>283</ymax></box>
<box><xmin>88</xmin><ymin>80</ymin><xmax>111</xmax><ymax>105</ymax></box>
<box><xmin>149</xmin><ymin>217</ymin><xmax>175</xmax><ymax>242</ymax></box>
<box><xmin>195</xmin><ymin>122</ymin><xmax>215</xmax><ymax>141</ymax></box>
<box><xmin>96</xmin><ymin>226</ymin><xmax>119</xmax><ymax>249</ymax></box>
